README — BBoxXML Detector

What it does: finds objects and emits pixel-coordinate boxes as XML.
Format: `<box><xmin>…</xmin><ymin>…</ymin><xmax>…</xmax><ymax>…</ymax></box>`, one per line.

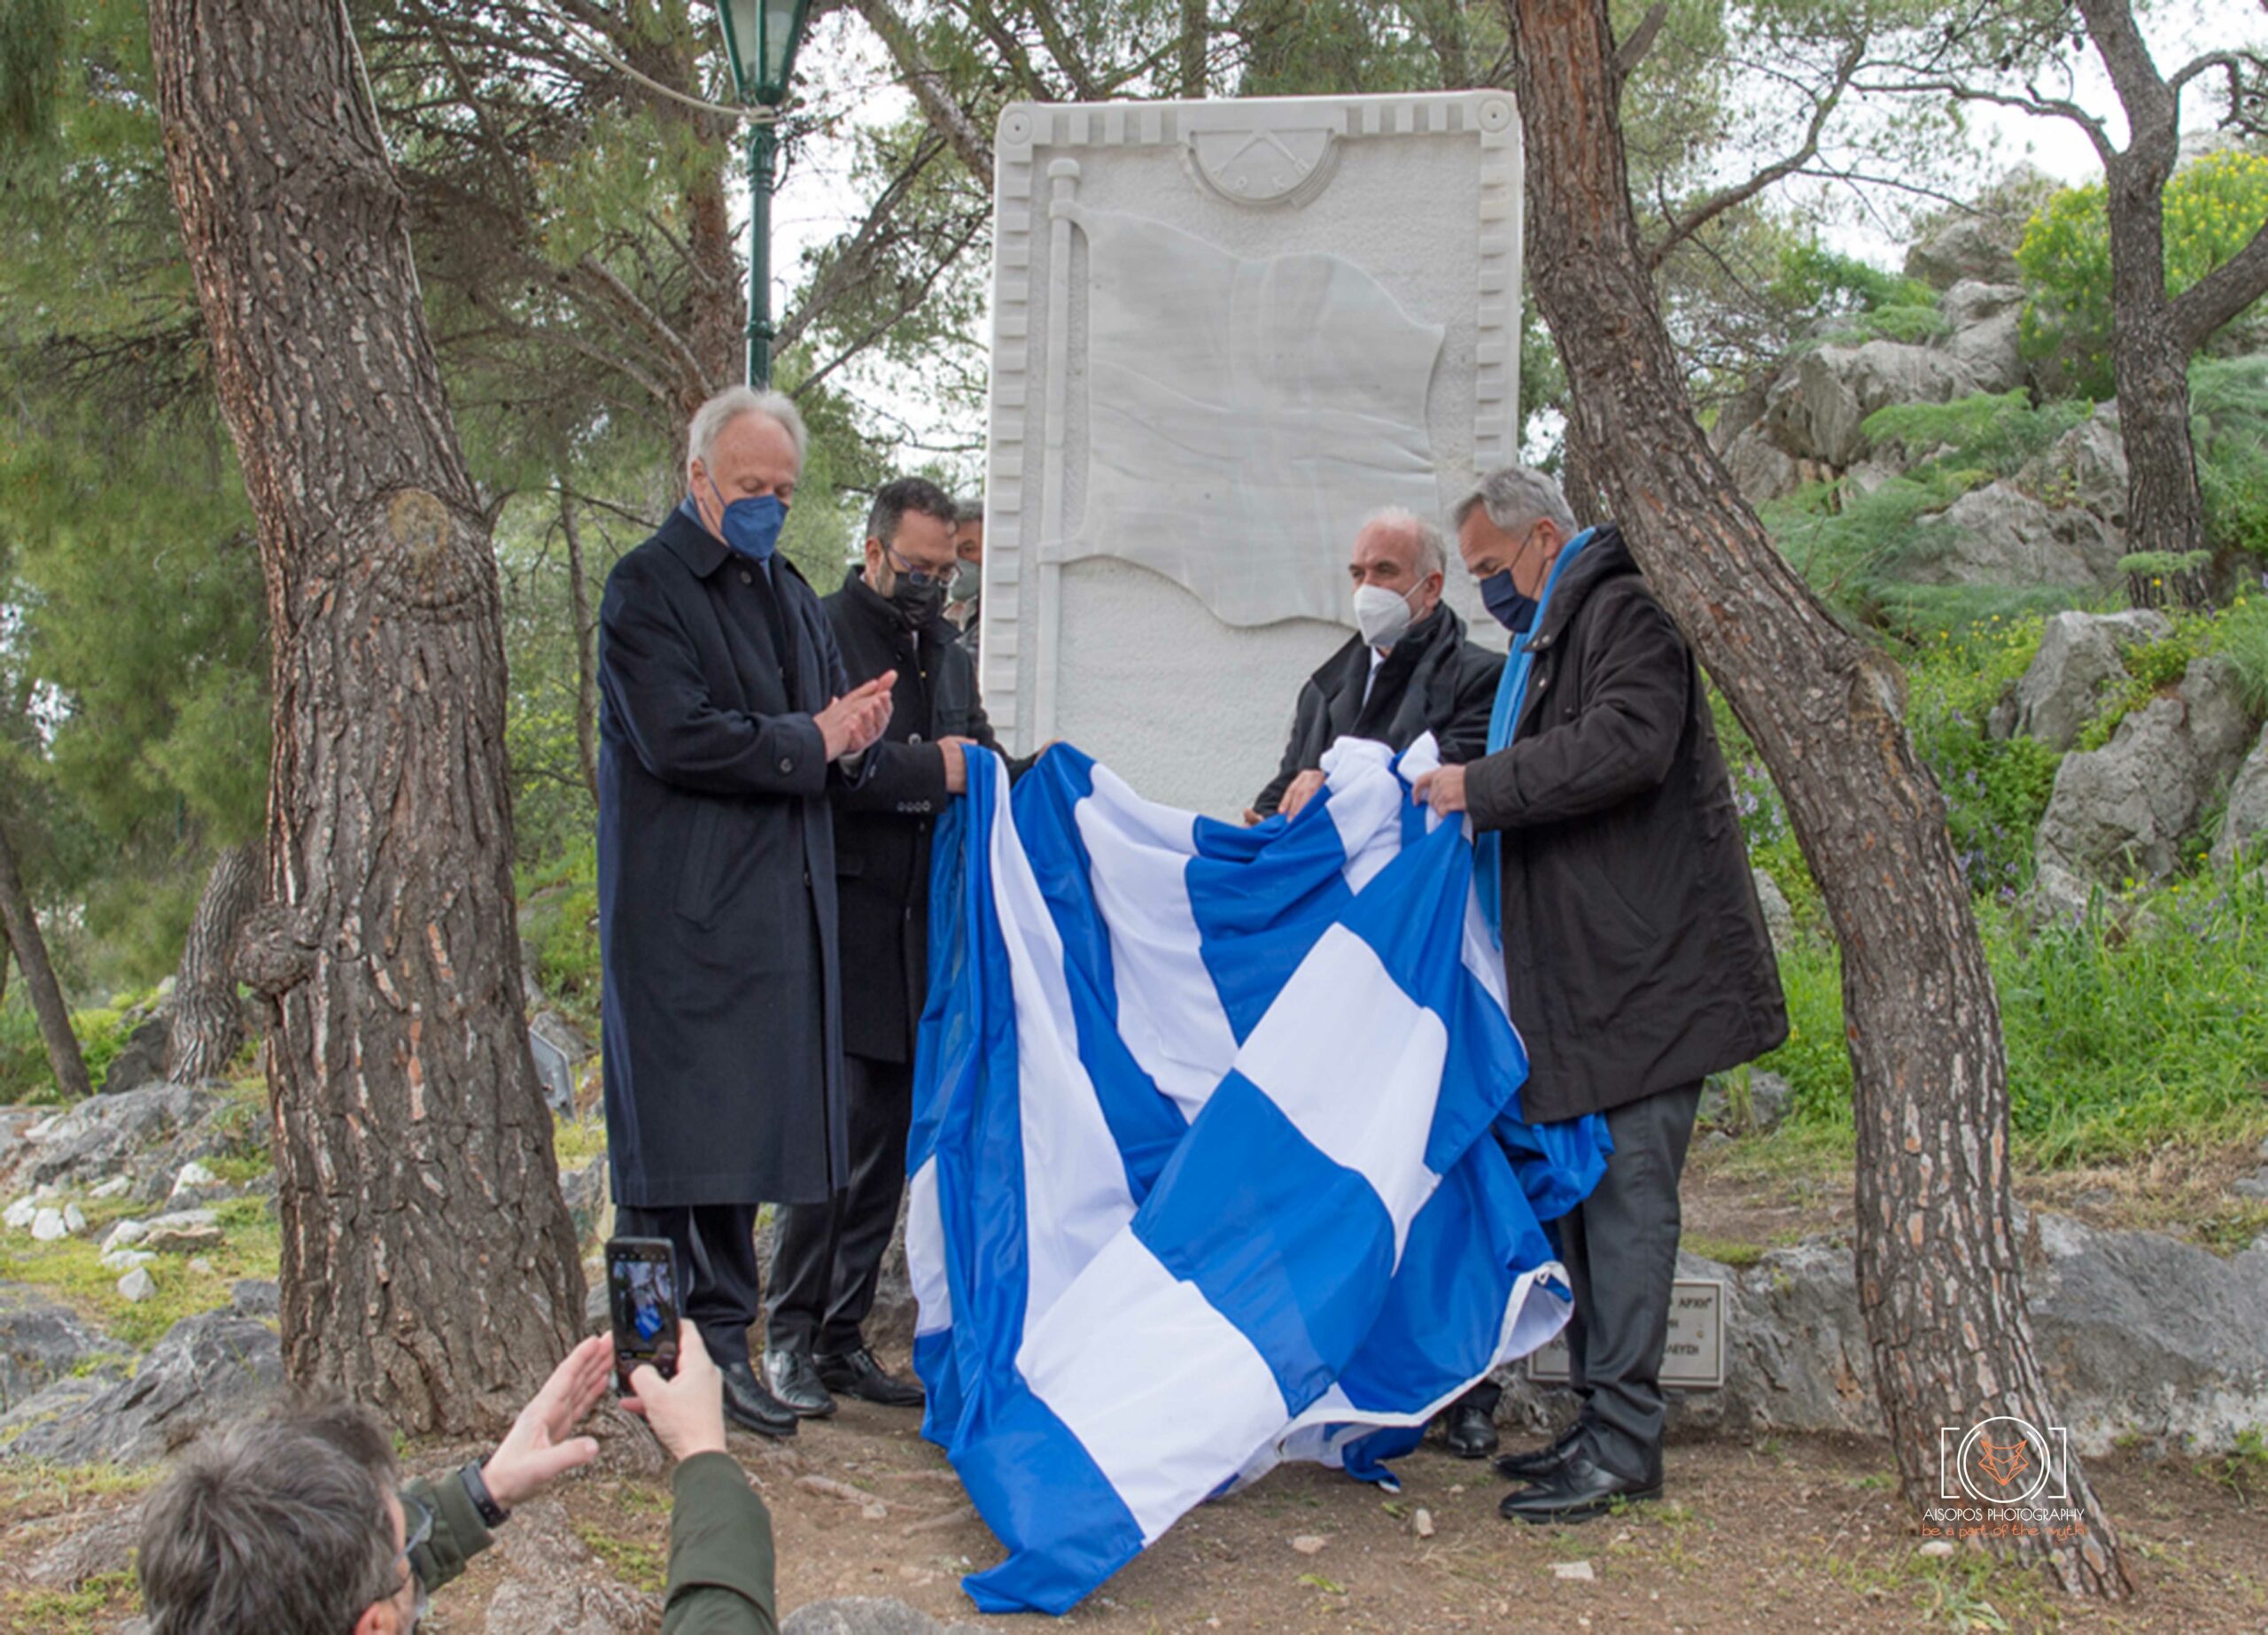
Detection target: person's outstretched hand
<box><xmin>481</xmin><ymin>1334</ymin><xmax>611</xmax><ymax>1508</ymax></box>
<box><xmin>622</xmin><ymin>1324</ymin><xmax>728</xmax><ymax>1464</ymax></box>
<box><xmin>818</xmin><ymin>672</ymin><xmax>897</xmax><ymax>761</ymax></box>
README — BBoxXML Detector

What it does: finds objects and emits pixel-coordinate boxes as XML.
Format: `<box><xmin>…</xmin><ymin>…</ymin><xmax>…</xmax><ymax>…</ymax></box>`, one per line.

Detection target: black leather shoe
<box><xmin>716</xmin><ymin>1359</ymin><xmax>799</xmax><ymax>1439</ymax></box>
<box><xmin>1498</xmin><ymin>1447</ymin><xmax>1662</xmax><ymax>1524</ymax></box>
<box><xmin>816</xmin><ymin>1345</ymin><xmax>926</xmax><ymax>1409</ymax></box>
<box><xmin>1493</xmin><ymin>1420</ymin><xmax>1588</xmax><ymax>1483</ymax></box>
<box><xmin>762</xmin><ymin>1348</ymin><xmax>838</xmax><ymax>1419</ymax></box>
<box><xmin>1441</xmin><ymin>1399</ymin><xmax>1500</xmax><ymax>1459</ymax></box>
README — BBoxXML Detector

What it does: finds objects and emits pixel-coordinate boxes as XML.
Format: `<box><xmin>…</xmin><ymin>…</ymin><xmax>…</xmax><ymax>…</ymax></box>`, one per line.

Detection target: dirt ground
<box><xmin>8</xmin><ymin>1383</ymin><xmax>2264</xmax><ymax>1633</ymax></box>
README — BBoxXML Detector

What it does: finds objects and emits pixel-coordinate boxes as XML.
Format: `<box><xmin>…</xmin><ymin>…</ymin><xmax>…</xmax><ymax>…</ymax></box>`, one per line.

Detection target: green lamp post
<box><xmin>713</xmin><ymin>0</ymin><xmax>812</xmax><ymax>386</ymax></box>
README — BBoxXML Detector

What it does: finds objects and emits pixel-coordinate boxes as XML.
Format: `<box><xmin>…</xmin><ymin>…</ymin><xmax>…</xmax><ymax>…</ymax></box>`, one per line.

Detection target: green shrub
<box><xmin>2017</xmin><ymin>150</ymin><xmax>2268</xmax><ymax>400</ymax></box>
<box><xmin>1861</xmin><ymin>391</ymin><xmax>2086</xmax><ymax>476</ymax></box>
<box><xmin>2194</xmin><ymin>355</ymin><xmax>2268</xmax><ymax>561</ymax></box>
<box><xmin>1767</xmin><ymin>868</ymin><xmax>2268</xmax><ymax>1165</ymax></box>
<box><xmin>521</xmin><ymin>841</ymin><xmax>601</xmax><ymax>1025</ymax></box>
<box><xmin>1906</xmin><ymin>614</ymin><xmax>2062</xmax><ymax>894</ymax></box>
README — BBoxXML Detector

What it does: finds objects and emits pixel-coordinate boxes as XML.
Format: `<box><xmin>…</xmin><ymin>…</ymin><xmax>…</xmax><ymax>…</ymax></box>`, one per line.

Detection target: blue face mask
<box><xmin>1480</xmin><ymin>570</ymin><xmax>1540</xmax><ymax>633</ymax></box>
<box><xmin>707</xmin><ymin>476</ymin><xmax>787</xmax><ymax>562</ymax></box>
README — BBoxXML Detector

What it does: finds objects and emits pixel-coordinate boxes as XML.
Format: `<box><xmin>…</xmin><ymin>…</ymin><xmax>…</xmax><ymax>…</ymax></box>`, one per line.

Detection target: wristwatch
<box><xmin>458</xmin><ymin>1461</ymin><xmax>510</xmax><ymax>1528</ymax></box>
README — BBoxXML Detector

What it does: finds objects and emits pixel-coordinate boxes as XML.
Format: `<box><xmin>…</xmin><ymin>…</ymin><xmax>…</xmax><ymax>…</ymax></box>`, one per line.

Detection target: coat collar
<box><xmin>1528</xmin><ymin>524</ymin><xmax>1634</xmax><ymax>651</ymax></box>
<box><xmin>1312</xmin><ymin>599</ymin><xmax>1463</xmax><ymax>688</ymax></box>
<box><xmin>656</xmin><ymin>502</ymin><xmax>732</xmax><ymax>580</ymax></box>
<box><xmin>839</xmin><ymin>565</ymin><xmax>946</xmax><ymax>641</ymax></box>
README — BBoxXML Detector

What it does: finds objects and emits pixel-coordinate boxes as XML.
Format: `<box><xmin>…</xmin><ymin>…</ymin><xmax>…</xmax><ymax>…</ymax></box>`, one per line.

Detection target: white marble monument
<box><xmin>977</xmin><ymin>92</ymin><xmax>1524</xmax><ymax>814</ymax></box>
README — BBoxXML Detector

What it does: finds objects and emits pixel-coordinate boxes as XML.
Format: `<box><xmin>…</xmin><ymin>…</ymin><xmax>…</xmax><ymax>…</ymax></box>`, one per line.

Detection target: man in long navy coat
<box><xmin>596</xmin><ymin>386</ymin><xmax>894</xmax><ymax>1439</ymax></box>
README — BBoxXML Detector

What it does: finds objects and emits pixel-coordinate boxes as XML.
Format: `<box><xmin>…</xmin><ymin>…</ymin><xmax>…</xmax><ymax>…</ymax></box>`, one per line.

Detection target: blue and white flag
<box><xmin>907</xmin><ymin>735</ymin><xmax>1607</xmax><ymax>1615</ymax></box>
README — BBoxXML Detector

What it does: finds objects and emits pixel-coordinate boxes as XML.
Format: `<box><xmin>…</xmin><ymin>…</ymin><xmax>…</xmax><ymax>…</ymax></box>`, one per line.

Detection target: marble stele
<box><xmin>977</xmin><ymin>92</ymin><xmax>1525</xmax><ymax>817</ymax></box>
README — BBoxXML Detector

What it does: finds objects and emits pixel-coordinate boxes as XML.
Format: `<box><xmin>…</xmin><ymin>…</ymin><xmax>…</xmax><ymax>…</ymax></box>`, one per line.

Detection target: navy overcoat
<box><xmin>596</xmin><ymin>505</ymin><xmax>857</xmax><ymax>1207</ymax></box>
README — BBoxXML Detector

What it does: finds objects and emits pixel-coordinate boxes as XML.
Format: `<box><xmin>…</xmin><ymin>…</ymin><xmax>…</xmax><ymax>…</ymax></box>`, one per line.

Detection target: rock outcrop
<box><xmin>1988</xmin><ymin>608</ymin><xmax>2172</xmax><ymax>750</ymax></box>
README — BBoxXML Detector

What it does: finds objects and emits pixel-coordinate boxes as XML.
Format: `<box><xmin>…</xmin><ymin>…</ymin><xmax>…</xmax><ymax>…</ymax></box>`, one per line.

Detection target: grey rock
<box><xmin>782</xmin><ymin>1600</ymin><xmax>983</xmax><ymax>1635</ymax></box>
<box><xmin>528</xmin><ymin>1011</ymin><xmax>594</xmax><ymax>1119</ymax></box>
<box><xmin>31</xmin><ymin>1207</ymin><xmax>66</xmax><ymax>1242</ymax></box>
<box><xmin>1998</xmin><ymin>609</ymin><xmax>2173</xmax><ymax>751</ymax></box>
<box><xmin>27</xmin><ymin>1500</ymin><xmax>144</xmax><ymax>1589</ymax></box>
<box><xmin>1495</xmin><ymin>1213</ymin><xmax>2268</xmax><ymax>1455</ymax></box>
<box><xmin>145</xmin><ymin>1223</ymin><xmax>226</xmax><ymax>1255</ymax></box>
<box><xmin>118</xmin><ymin>1267</ymin><xmax>156</xmax><ymax>1303</ymax></box>
<box><xmin>2020</xmin><ymin>404</ymin><xmax>2128</xmax><ymax>527</ymax></box>
<box><xmin>230</xmin><ymin>1278</ymin><xmax>279</xmax><ymax>1317</ymax></box>
<box><xmin>0</xmin><ymin>1284</ymin><xmax>126</xmax><ymax>1414</ymax></box>
<box><xmin>99</xmin><ymin>1014</ymin><xmax>173</xmax><ymax>1097</ymax></box>
<box><xmin>2</xmin><ymin>1196</ymin><xmax>34</xmax><ymax>1230</ymax></box>
<box><xmin>5</xmin><ymin>1083</ymin><xmax>218</xmax><ymax>1196</ymax></box>
<box><xmin>170</xmin><ymin>1160</ymin><xmax>220</xmax><ymax>1197</ymax></box>
<box><xmin>1907</xmin><ymin>214</ymin><xmax>2023</xmax><ymax>291</ymax></box>
<box><xmin>1721</xmin><ymin>424</ymin><xmax>1807</xmax><ymax>506</ymax></box>
<box><xmin>1939</xmin><ymin>280</ymin><xmax>2026</xmax><ymax>392</ymax></box>
<box><xmin>560</xmin><ymin>1158</ymin><xmax>609</xmax><ymax>1246</ymax></box>
<box><xmin>482</xmin><ymin>1496</ymin><xmax>659</xmax><ymax>1635</ymax></box>
<box><xmin>2210</xmin><ymin>723</ymin><xmax>2268</xmax><ymax>874</ymax></box>
<box><xmin>1751</xmin><ymin>866</ymin><xmax>1796</xmax><ymax>953</ymax></box>
<box><xmin>1904</xmin><ymin>482</ymin><xmax>2124</xmax><ymax>591</ymax></box>
<box><xmin>2232</xmin><ymin>1174</ymin><xmax>2268</xmax><ymax>1201</ymax></box>
<box><xmin>89</xmin><ymin>1175</ymin><xmax>132</xmax><ymax>1199</ymax></box>
<box><xmin>2</xmin><ymin>1310</ymin><xmax>284</xmax><ymax>1465</ymax></box>
<box><xmin>103</xmin><ymin>1219</ymin><xmax>148</xmax><ymax>1251</ymax></box>
<box><xmin>1698</xmin><ymin>1069</ymin><xmax>1793</xmax><ymax>1135</ymax></box>
<box><xmin>100</xmin><ymin>1250</ymin><xmax>154</xmax><ymax>1273</ymax></box>
<box><xmin>1763</xmin><ymin>341</ymin><xmax>1982</xmax><ymax>468</ymax></box>
<box><xmin>2033</xmin><ymin>655</ymin><xmax>2260</xmax><ymax>914</ymax></box>
<box><xmin>64</xmin><ymin>1202</ymin><xmax>84</xmax><ymax>1234</ymax></box>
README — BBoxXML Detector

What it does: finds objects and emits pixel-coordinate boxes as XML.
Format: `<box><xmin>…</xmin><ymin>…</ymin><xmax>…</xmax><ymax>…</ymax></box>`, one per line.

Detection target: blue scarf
<box><xmin>1476</xmin><ymin>527</ymin><xmax>1596</xmax><ymax>946</ymax></box>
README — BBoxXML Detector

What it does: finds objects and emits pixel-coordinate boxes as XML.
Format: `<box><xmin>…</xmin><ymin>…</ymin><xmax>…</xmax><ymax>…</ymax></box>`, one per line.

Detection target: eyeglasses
<box><xmin>882</xmin><ymin>541</ymin><xmax>944</xmax><ymax>587</ymax></box>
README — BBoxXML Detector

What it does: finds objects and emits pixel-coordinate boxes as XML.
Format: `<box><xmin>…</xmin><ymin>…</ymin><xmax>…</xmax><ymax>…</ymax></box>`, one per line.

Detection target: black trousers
<box><xmin>1558</xmin><ymin>1080</ymin><xmax>1703</xmax><ymax>1479</ymax></box>
<box><xmin>613</xmin><ymin>1200</ymin><xmax>764</xmax><ymax>1371</ymax></box>
<box><xmin>766</xmin><ymin>1052</ymin><xmax>912</xmax><ymax>1356</ymax></box>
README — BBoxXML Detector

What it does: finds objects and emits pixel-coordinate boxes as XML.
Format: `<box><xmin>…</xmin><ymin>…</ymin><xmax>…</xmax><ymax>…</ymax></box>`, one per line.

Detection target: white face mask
<box><xmin>1353</xmin><ymin>582</ymin><xmax>1418</xmax><ymax>649</ymax></box>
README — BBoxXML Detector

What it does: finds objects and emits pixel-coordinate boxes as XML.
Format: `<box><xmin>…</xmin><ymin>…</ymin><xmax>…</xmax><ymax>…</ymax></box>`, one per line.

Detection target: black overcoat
<box><xmin>824</xmin><ymin>571</ymin><xmax>1006</xmax><ymax>1064</ymax></box>
<box><xmin>595</xmin><ymin>506</ymin><xmax>858</xmax><ymax>1208</ymax></box>
<box><xmin>1464</xmin><ymin>527</ymin><xmax>1788</xmax><ymax>1123</ymax></box>
<box><xmin>1252</xmin><ymin>603</ymin><xmax>1503</xmax><ymax>815</ymax></box>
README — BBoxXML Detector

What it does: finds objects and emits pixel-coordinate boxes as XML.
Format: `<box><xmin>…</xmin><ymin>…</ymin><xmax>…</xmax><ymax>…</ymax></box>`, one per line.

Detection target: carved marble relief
<box><xmin>1059</xmin><ymin>193</ymin><xmax>1445</xmax><ymax>628</ymax></box>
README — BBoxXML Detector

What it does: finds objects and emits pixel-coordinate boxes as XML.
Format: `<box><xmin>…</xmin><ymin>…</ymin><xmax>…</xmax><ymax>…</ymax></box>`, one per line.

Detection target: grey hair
<box><xmin>1359</xmin><ymin>507</ymin><xmax>1447</xmax><ymax>580</ymax></box>
<box><xmin>687</xmin><ymin>385</ymin><xmax>809</xmax><ymax>471</ymax></box>
<box><xmin>141</xmin><ymin>1400</ymin><xmax>402</xmax><ymax>1633</ymax></box>
<box><xmin>1452</xmin><ymin>465</ymin><xmax>1576</xmax><ymax>539</ymax></box>
<box><xmin>953</xmin><ymin>496</ymin><xmax>986</xmax><ymax>526</ymax></box>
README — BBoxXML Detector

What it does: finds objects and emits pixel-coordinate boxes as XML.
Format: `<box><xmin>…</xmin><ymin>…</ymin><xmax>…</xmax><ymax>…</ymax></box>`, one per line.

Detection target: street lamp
<box><xmin>713</xmin><ymin>0</ymin><xmax>812</xmax><ymax>386</ymax></box>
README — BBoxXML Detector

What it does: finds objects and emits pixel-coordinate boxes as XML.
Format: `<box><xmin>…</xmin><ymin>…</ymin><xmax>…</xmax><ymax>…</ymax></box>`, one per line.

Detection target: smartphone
<box><xmin>605</xmin><ymin>1236</ymin><xmax>681</xmax><ymax>1388</ymax></box>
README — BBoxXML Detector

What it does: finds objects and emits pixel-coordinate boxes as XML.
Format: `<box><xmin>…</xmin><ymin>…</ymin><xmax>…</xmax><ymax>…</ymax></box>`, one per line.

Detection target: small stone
<box><xmin>1918</xmin><ymin>1539</ymin><xmax>1957</xmax><ymax>1559</ymax></box>
<box><xmin>171</xmin><ymin>1160</ymin><xmax>220</xmax><ymax>1197</ymax></box>
<box><xmin>230</xmin><ymin>1279</ymin><xmax>280</xmax><ymax>1317</ymax></box>
<box><xmin>103</xmin><ymin>1219</ymin><xmax>148</xmax><ymax>1251</ymax></box>
<box><xmin>118</xmin><ymin>1267</ymin><xmax>157</xmax><ymax>1303</ymax></box>
<box><xmin>1412</xmin><ymin>1507</ymin><xmax>1434</xmax><ymax>1538</ymax></box>
<box><xmin>145</xmin><ymin>1221</ymin><xmax>227</xmax><ymax>1254</ymax></box>
<box><xmin>90</xmin><ymin>1175</ymin><xmax>132</xmax><ymax>1199</ymax></box>
<box><xmin>63</xmin><ymin>1203</ymin><xmax>86</xmax><ymax>1234</ymax></box>
<box><xmin>100</xmin><ymin>1249</ymin><xmax>155</xmax><ymax>1272</ymax></box>
<box><xmin>187</xmin><ymin>1257</ymin><xmax>216</xmax><ymax>1277</ymax></box>
<box><xmin>1292</xmin><ymin>1535</ymin><xmax>1327</xmax><ymax>1555</ymax></box>
<box><xmin>2233</xmin><ymin>1174</ymin><xmax>2268</xmax><ymax>1202</ymax></box>
<box><xmin>1553</xmin><ymin>1560</ymin><xmax>1596</xmax><ymax>1582</ymax></box>
<box><xmin>31</xmin><ymin>1208</ymin><xmax>66</xmax><ymax>1242</ymax></box>
<box><xmin>4</xmin><ymin>1196</ymin><xmax>35</xmax><ymax>1230</ymax></box>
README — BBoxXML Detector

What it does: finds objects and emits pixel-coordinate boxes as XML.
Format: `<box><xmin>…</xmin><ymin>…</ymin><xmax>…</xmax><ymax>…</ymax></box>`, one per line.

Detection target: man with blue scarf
<box><xmin>596</xmin><ymin>386</ymin><xmax>896</xmax><ymax>1441</ymax></box>
<box><xmin>1416</xmin><ymin>467</ymin><xmax>1786</xmax><ymax>1524</ymax></box>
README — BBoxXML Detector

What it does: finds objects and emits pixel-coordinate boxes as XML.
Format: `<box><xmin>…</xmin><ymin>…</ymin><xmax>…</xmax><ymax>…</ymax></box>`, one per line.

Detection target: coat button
<box><xmin>909</xmin><ymin>732</ymin><xmax>923</xmax><ymax>745</ymax></box>
<box><xmin>740</xmin><ymin>570</ymin><xmax>752</xmax><ymax>585</ymax></box>
<box><xmin>778</xmin><ymin>756</ymin><xmax>795</xmax><ymax>773</ymax></box>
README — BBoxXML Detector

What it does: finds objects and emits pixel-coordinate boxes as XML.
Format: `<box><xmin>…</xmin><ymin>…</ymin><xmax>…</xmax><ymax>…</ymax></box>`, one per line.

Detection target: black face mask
<box><xmin>889</xmin><ymin>574</ymin><xmax>945</xmax><ymax>626</ymax></box>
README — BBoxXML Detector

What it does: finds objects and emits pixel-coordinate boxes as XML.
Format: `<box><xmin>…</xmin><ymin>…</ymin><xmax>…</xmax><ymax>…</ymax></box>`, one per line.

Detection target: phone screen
<box><xmin>605</xmin><ymin>1236</ymin><xmax>681</xmax><ymax>1382</ymax></box>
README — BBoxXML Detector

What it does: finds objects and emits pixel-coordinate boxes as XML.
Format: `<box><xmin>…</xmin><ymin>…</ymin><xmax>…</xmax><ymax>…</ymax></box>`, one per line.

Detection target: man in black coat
<box><xmin>596</xmin><ymin>386</ymin><xmax>895</xmax><ymax>1440</ymax></box>
<box><xmin>1417</xmin><ymin>466</ymin><xmax>1787</xmax><ymax>1523</ymax></box>
<box><xmin>763</xmin><ymin>477</ymin><xmax>1006</xmax><ymax>1419</ymax></box>
<box><xmin>1243</xmin><ymin>508</ymin><xmax>1502</xmax><ymax>825</ymax></box>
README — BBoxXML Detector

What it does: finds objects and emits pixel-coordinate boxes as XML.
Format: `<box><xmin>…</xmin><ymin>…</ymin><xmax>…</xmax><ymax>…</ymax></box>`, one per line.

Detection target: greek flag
<box><xmin>907</xmin><ymin>735</ymin><xmax>1607</xmax><ymax>1615</ymax></box>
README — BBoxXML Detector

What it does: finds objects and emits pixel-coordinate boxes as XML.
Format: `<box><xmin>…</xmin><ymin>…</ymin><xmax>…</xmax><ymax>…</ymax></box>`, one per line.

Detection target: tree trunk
<box><xmin>560</xmin><ymin>490</ymin><xmax>600</xmax><ymax>801</ymax></box>
<box><xmin>0</xmin><ymin>816</ymin><xmax>93</xmax><ymax>1100</ymax></box>
<box><xmin>150</xmin><ymin>0</ymin><xmax>582</xmax><ymax>1434</ymax></box>
<box><xmin>0</xmin><ymin>922</ymin><xmax>11</xmax><ymax>1010</ymax></box>
<box><xmin>165</xmin><ymin>842</ymin><xmax>260</xmax><ymax>1085</ymax></box>
<box><xmin>2103</xmin><ymin>176</ymin><xmax>2209</xmax><ymax>564</ymax></box>
<box><xmin>1505</xmin><ymin>0</ymin><xmax>2132</xmax><ymax>1596</ymax></box>
<box><xmin>683</xmin><ymin>160</ymin><xmax>741</xmax><ymax>410</ymax></box>
<box><xmin>1180</xmin><ymin>0</ymin><xmax>1208</xmax><ymax>97</ymax></box>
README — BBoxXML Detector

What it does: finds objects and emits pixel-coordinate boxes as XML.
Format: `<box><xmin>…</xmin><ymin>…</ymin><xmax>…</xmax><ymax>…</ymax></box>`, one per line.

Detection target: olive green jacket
<box><xmin>405</xmin><ymin>1451</ymin><xmax>777</xmax><ymax>1633</ymax></box>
